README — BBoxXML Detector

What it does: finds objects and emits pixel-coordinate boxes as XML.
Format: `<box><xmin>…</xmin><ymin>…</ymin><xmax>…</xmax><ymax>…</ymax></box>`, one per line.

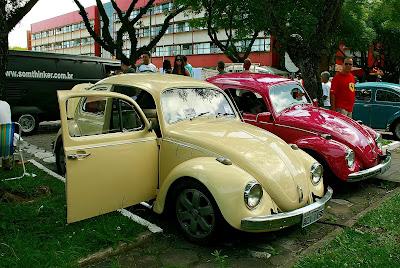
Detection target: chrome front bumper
<box><xmin>347</xmin><ymin>152</ymin><xmax>392</xmax><ymax>182</ymax></box>
<box><xmin>241</xmin><ymin>187</ymin><xmax>333</xmax><ymax>232</ymax></box>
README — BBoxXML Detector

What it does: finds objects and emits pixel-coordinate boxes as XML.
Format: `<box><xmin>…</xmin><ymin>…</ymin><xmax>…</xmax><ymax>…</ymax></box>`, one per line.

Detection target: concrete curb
<box><xmin>78</xmin><ymin>231</ymin><xmax>155</xmax><ymax>267</ymax></box>
<box><xmin>383</xmin><ymin>141</ymin><xmax>400</xmax><ymax>151</ymax></box>
<box><xmin>289</xmin><ymin>186</ymin><xmax>400</xmax><ymax>267</ymax></box>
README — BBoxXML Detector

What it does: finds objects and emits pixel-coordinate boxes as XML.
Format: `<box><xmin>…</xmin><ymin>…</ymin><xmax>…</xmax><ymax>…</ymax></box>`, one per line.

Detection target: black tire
<box><xmin>171</xmin><ymin>180</ymin><xmax>222</xmax><ymax>244</ymax></box>
<box><xmin>17</xmin><ymin>113</ymin><xmax>39</xmax><ymax>135</ymax></box>
<box><xmin>391</xmin><ymin>120</ymin><xmax>400</xmax><ymax>140</ymax></box>
<box><xmin>55</xmin><ymin>141</ymin><xmax>66</xmax><ymax>176</ymax></box>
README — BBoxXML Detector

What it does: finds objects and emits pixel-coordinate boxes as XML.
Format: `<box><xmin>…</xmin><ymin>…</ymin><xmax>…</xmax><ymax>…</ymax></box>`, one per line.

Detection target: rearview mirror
<box><xmin>312</xmin><ymin>99</ymin><xmax>319</xmax><ymax>107</ymax></box>
<box><xmin>256</xmin><ymin>112</ymin><xmax>272</xmax><ymax>123</ymax></box>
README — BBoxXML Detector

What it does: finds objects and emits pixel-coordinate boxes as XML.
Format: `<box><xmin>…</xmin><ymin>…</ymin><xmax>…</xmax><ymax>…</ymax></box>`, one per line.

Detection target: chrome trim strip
<box><xmin>162</xmin><ymin>138</ymin><xmax>221</xmax><ymax>158</ymax></box>
<box><xmin>70</xmin><ymin>137</ymin><xmax>157</xmax><ymax>150</ymax></box>
<box><xmin>347</xmin><ymin>152</ymin><xmax>392</xmax><ymax>182</ymax></box>
<box><xmin>241</xmin><ymin>187</ymin><xmax>333</xmax><ymax>231</ymax></box>
<box><xmin>274</xmin><ymin>124</ymin><xmax>320</xmax><ymax>136</ymax></box>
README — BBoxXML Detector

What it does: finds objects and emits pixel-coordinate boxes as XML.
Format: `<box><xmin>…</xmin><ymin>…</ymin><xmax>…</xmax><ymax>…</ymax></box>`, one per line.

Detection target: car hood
<box><xmin>278</xmin><ymin>105</ymin><xmax>379</xmax><ymax>167</ymax></box>
<box><xmin>166</xmin><ymin>118</ymin><xmax>315</xmax><ymax>211</ymax></box>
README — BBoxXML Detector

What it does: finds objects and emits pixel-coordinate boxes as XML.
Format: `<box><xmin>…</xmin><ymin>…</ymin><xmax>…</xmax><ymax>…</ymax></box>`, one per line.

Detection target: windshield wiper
<box><xmin>216</xmin><ymin>112</ymin><xmax>235</xmax><ymax>118</ymax></box>
<box><xmin>190</xmin><ymin>112</ymin><xmax>210</xmax><ymax>120</ymax></box>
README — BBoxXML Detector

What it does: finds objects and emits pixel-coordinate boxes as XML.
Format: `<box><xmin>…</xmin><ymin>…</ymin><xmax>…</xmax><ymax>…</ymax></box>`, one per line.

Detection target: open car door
<box><xmin>58</xmin><ymin>90</ymin><xmax>158</xmax><ymax>223</ymax></box>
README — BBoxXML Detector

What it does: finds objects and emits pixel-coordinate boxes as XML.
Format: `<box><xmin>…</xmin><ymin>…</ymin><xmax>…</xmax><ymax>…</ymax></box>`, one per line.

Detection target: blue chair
<box><xmin>0</xmin><ymin>122</ymin><xmax>27</xmax><ymax>180</ymax></box>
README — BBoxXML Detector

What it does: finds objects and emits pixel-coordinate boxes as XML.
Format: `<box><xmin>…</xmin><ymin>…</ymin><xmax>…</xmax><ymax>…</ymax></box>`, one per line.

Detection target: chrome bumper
<box><xmin>347</xmin><ymin>152</ymin><xmax>392</xmax><ymax>182</ymax></box>
<box><xmin>241</xmin><ymin>187</ymin><xmax>333</xmax><ymax>232</ymax></box>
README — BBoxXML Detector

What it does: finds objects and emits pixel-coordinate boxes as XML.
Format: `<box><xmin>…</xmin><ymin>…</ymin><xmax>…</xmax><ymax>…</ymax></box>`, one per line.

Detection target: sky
<box><xmin>8</xmin><ymin>0</ymin><xmax>105</xmax><ymax>48</ymax></box>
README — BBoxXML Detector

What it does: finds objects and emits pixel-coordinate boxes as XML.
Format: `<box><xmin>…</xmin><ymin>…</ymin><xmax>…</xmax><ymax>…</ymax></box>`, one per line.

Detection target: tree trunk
<box><xmin>297</xmin><ymin>54</ymin><xmax>322</xmax><ymax>101</ymax></box>
<box><xmin>0</xmin><ymin>0</ymin><xmax>7</xmax><ymax>99</ymax></box>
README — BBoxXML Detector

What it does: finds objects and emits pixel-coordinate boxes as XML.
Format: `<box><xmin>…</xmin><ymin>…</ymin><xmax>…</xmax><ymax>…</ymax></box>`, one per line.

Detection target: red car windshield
<box><xmin>269</xmin><ymin>83</ymin><xmax>311</xmax><ymax>113</ymax></box>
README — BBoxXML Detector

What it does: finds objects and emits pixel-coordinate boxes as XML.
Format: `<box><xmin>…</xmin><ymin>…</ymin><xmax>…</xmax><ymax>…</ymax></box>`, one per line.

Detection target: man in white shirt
<box><xmin>136</xmin><ymin>51</ymin><xmax>158</xmax><ymax>73</ymax></box>
<box><xmin>0</xmin><ymin>99</ymin><xmax>11</xmax><ymax>124</ymax></box>
<box><xmin>321</xmin><ymin>71</ymin><xmax>331</xmax><ymax>109</ymax></box>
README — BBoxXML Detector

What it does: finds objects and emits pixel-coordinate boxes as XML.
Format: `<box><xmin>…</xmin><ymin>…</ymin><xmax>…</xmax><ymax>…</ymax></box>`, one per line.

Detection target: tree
<box><xmin>1</xmin><ymin>0</ymin><xmax>39</xmax><ymax>98</ymax></box>
<box><xmin>178</xmin><ymin>0</ymin><xmax>263</xmax><ymax>63</ymax></box>
<box><xmin>261</xmin><ymin>0</ymin><xmax>346</xmax><ymax>99</ymax></box>
<box><xmin>74</xmin><ymin>0</ymin><xmax>186</xmax><ymax>64</ymax></box>
<box><xmin>368</xmin><ymin>0</ymin><xmax>400</xmax><ymax>83</ymax></box>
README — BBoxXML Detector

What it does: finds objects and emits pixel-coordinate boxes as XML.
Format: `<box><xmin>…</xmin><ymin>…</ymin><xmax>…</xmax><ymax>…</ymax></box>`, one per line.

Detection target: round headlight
<box><xmin>310</xmin><ymin>163</ymin><xmax>323</xmax><ymax>185</ymax></box>
<box><xmin>244</xmin><ymin>181</ymin><xmax>263</xmax><ymax>209</ymax></box>
<box><xmin>345</xmin><ymin>148</ymin><xmax>355</xmax><ymax>168</ymax></box>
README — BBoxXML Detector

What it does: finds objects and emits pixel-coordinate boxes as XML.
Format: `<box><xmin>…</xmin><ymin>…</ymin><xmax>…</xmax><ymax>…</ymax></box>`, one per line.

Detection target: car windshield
<box><xmin>161</xmin><ymin>88</ymin><xmax>236</xmax><ymax>124</ymax></box>
<box><xmin>269</xmin><ymin>83</ymin><xmax>311</xmax><ymax>113</ymax></box>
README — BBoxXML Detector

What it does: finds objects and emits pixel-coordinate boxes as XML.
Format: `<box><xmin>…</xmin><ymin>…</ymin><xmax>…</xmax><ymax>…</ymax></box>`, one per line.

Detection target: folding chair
<box><xmin>0</xmin><ymin>122</ymin><xmax>28</xmax><ymax>180</ymax></box>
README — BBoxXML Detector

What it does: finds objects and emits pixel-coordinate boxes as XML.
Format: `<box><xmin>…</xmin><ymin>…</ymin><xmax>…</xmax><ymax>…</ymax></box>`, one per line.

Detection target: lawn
<box><xmin>0</xmin><ymin>163</ymin><xmax>146</xmax><ymax>268</ymax></box>
<box><xmin>294</xmin><ymin>191</ymin><xmax>400</xmax><ymax>267</ymax></box>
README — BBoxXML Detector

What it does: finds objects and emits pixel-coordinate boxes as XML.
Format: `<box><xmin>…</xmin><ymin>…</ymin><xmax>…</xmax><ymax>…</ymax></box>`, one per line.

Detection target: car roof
<box><xmin>356</xmin><ymin>82</ymin><xmax>400</xmax><ymax>91</ymax></box>
<box><xmin>95</xmin><ymin>73</ymin><xmax>219</xmax><ymax>95</ymax></box>
<box><xmin>207</xmin><ymin>73</ymin><xmax>293</xmax><ymax>92</ymax></box>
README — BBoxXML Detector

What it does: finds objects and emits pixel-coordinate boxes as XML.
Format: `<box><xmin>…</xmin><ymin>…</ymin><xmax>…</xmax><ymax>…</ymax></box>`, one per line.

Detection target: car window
<box><xmin>161</xmin><ymin>88</ymin><xmax>236</xmax><ymax>124</ymax></box>
<box><xmin>226</xmin><ymin>88</ymin><xmax>268</xmax><ymax>114</ymax></box>
<box><xmin>376</xmin><ymin>89</ymin><xmax>400</xmax><ymax>103</ymax></box>
<box><xmin>269</xmin><ymin>83</ymin><xmax>311</xmax><ymax>113</ymax></box>
<box><xmin>112</xmin><ymin>85</ymin><xmax>156</xmax><ymax>109</ymax></box>
<box><xmin>355</xmin><ymin>89</ymin><xmax>372</xmax><ymax>102</ymax></box>
<box><xmin>67</xmin><ymin>96</ymin><xmax>143</xmax><ymax>137</ymax></box>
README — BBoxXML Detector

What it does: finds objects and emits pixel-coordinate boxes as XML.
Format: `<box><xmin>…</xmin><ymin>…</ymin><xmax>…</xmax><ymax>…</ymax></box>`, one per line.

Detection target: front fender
<box><xmin>387</xmin><ymin>111</ymin><xmax>400</xmax><ymax>130</ymax></box>
<box><xmin>295</xmin><ymin>136</ymin><xmax>360</xmax><ymax>181</ymax></box>
<box><xmin>153</xmin><ymin>157</ymin><xmax>278</xmax><ymax>230</ymax></box>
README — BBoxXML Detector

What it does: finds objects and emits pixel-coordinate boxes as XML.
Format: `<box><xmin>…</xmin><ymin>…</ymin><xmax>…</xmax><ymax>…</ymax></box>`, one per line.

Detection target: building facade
<box><xmin>28</xmin><ymin>0</ymin><xmax>277</xmax><ymax>68</ymax></box>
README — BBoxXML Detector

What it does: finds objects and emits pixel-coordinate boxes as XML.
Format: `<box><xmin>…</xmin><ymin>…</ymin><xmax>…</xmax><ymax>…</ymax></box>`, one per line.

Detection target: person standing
<box><xmin>217</xmin><ymin>61</ymin><xmax>227</xmax><ymax>74</ymax></box>
<box><xmin>121</xmin><ymin>58</ymin><xmax>136</xmax><ymax>73</ymax></box>
<box><xmin>0</xmin><ymin>99</ymin><xmax>13</xmax><ymax>170</ymax></box>
<box><xmin>0</xmin><ymin>99</ymin><xmax>11</xmax><ymax>124</ymax></box>
<box><xmin>137</xmin><ymin>51</ymin><xmax>158</xmax><ymax>73</ymax></box>
<box><xmin>172</xmin><ymin>55</ymin><xmax>190</xmax><ymax>76</ymax></box>
<box><xmin>321</xmin><ymin>71</ymin><xmax>331</xmax><ymax>109</ymax></box>
<box><xmin>330</xmin><ymin>57</ymin><xmax>356</xmax><ymax>117</ymax></box>
<box><xmin>182</xmin><ymin>55</ymin><xmax>193</xmax><ymax>77</ymax></box>
<box><xmin>243</xmin><ymin>58</ymin><xmax>251</xmax><ymax>72</ymax></box>
<box><xmin>162</xmin><ymin>59</ymin><xmax>172</xmax><ymax>74</ymax></box>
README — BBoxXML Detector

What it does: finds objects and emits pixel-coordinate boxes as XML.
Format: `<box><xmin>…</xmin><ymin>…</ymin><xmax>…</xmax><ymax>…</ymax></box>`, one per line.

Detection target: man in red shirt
<box><xmin>330</xmin><ymin>57</ymin><xmax>356</xmax><ymax>118</ymax></box>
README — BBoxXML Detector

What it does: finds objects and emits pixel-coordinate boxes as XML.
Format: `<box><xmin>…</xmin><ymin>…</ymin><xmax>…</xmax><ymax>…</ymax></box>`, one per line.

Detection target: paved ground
<box><xmin>19</xmin><ymin>123</ymin><xmax>400</xmax><ymax>268</ymax></box>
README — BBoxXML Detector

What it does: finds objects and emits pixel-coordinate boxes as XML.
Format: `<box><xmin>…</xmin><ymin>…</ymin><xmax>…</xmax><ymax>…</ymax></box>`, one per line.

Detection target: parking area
<box><xmin>16</xmin><ymin>123</ymin><xmax>400</xmax><ymax>267</ymax></box>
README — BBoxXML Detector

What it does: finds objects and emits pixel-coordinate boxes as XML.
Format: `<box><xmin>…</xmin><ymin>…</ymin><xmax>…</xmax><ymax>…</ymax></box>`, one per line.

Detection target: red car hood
<box><xmin>278</xmin><ymin>104</ymin><xmax>380</xmax><ymax>168</ymax></box>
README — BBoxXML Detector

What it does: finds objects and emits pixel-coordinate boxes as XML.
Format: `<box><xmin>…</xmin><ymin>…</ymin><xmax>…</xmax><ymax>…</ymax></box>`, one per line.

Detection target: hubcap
<box><xmin>176</xmin><ymin>189</ymin><xmax>215</xmax><ymax>239</ymax></box>
<box><xmin>18</xmin><ymin>114</ymin><xmax>36</xmax><ymax>133</ymax></box>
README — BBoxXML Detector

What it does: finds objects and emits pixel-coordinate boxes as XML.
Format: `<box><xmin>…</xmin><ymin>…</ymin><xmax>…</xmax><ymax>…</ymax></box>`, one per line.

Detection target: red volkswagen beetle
<box><xmin>207</xmin><ymin>73</ymin><xmax>391</xmax><ymax>182</ymax></box>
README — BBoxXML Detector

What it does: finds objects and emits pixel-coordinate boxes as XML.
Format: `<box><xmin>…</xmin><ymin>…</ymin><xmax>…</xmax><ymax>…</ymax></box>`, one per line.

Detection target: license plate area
<box><xmin>302</xmin><ymin>206</ymin><xmax>324</xmax><ymax>228</ymax></box>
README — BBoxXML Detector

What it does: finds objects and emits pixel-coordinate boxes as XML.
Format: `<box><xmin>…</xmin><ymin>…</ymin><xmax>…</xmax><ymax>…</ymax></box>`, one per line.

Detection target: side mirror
<box><xmin>312</xmin><ymin>99</ymin><xmax>319</xmax><ymax>107</ymax></box>
<box><xmin>256</xmin><ymin>112</ymin><xmax>272</xmax><ymax>123</ymax></box>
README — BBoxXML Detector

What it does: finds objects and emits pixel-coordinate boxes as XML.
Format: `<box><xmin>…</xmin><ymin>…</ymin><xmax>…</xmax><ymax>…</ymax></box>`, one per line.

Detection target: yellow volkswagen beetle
<box><xmin>57</xmin><ymin>74</ymin><xmax>333</xmax><ymax>243</ymax></box>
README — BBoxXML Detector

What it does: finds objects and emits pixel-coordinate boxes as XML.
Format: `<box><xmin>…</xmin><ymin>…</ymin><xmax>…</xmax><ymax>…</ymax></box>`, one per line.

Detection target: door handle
<box><xmin>67</xmin><ymin>152</ymin><xmax>91</xmax><ymax>160</ymax></box>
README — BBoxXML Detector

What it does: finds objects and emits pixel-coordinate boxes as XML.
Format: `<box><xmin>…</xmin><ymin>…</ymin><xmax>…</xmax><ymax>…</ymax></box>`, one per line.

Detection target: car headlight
<box><xmin>375</xmin><ymin>133</ymin><xmax>383</xmax><ymax>151</ymax></box>
<box><xmin>244</xmin><ymin>181</ymin><xmax>263</xmax><ymax>210</ymax></box>
<box><xmin>310</xmin><ymin>162</ymin><xmax>323</xmax><ymax>185</ymax></box>
<box><xmin>345</xmin><ymin>148</ymin><xmax>355</xmax><ymax>168</ymax></box>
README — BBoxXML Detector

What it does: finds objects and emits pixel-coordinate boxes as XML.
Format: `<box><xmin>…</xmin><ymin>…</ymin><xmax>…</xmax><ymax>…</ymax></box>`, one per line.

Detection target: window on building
<box><xmin>193</xmin><ymin>43</ymin><xmax>211</xmax><ymax>54</ymax></box>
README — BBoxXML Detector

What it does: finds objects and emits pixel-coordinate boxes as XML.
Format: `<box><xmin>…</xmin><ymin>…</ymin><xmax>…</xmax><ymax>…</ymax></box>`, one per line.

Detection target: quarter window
<box><xmin>376</xmin><ymin>89</ymin><xmax>400</xmax><ymax>103</ymax></box>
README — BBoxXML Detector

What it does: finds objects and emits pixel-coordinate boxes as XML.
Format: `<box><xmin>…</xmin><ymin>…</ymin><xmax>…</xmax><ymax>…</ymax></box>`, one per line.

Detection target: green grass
<box><xmin>382</xmin><ymin>139</ymin><xmax>393</xmax><ymax>146</ymax></box>
<box><xmin>0</xmin><ymin>164</ymin><xmax>146</xmax><ymax>268</ymax></box>
<box><xmin>294</xmin><ymin>192</ymin><xmax>400</xmax><ymax>268</ymax></box>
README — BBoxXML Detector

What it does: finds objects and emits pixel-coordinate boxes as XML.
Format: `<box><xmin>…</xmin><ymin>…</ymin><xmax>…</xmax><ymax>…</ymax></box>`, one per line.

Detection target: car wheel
<box><xmin>55</xmin><ymin>142</ymin><xmax>66</xmax><ymax>176</ymax></box>
<box><xmin>174</xmin><ymin>181</ymin><xmax>220</xmax><ymax>243</ymax></box>
<box><xmin>18</xmin><ymin>114</ymin><xmax>39</xmax><ymax>135</ymax></box>
<box><xmin>393</xmin><ymin>121</ymin><xmax>400</xmax><ymax>140</ymax></box>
